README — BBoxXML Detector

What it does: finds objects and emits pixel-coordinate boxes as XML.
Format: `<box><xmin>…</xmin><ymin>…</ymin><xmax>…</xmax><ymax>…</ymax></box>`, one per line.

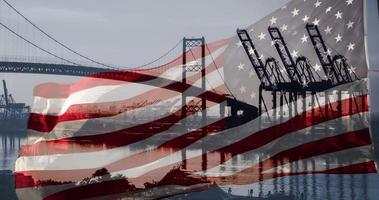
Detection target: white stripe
<box><xmin>28</xmin><ymin>75</ymin><xmax>366</xmax><ymax>143</ymax></box>
<box><xmin>16</xmin><ymin>110</ymin><xmax>367</xmax><ymax>179</ymax></box>
<box><xmin>16</xmin><ymin>81</ymin><xmax>368</xmax><ymax>172</ymax></box>
<box><xmin>31</xmin><ymin>83</ymin><xmax>158</xmax><ymax>115</ymax></box>
<box><xmin>113</xmin><ymin>112</ymin><xmax>367</xmax><ymax>179</ymax></box>
<box><xmin>262</xmin><ymin>145</ymin><xmax>373</xmax><ymax>174</ymax></box>
<box><xmin>15</xmin><ymin>103</ymin><xmax>224</xmax><ymax>172</ymax></box>
<box><xmin>198</xmin><ymin>112</ymin><xmax>369</xmax><ymax>177</ymax></box>
<box><xmin>26</xmin><ymin>68</ymin><xmax>225</xmax><ymax>143</ymax></box>
<box><xmin>31</xmin><ymin>45</ymin><xmax>227</xmax><ymax>116</ymax></box>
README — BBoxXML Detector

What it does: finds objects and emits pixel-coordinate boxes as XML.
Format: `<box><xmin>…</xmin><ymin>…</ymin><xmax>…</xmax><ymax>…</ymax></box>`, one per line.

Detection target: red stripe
<box><xmin>103</xmin><ymin>95</ymin><xmax>367</xmax><ymax>187</ymax></box>
<box><xmin>21</xmin><ymin>92</ymin><xmax>225</xmax><ymax>156</ymax></box>
<box><xmin>208</xmin><ymin>128</ymin><xmax>372</xmax><ymax>184</ymax></box>
<box><xmin>103</xmin><ymin>119</ymin><xmax>226</xmax><ymax>171</ymax></box>
<box><xmin>126</xmin><ymin>129</ymin><xmax>372</xmax><ymax>187</ymax></box>
<box><xmin>261</xmin><ymin>128</ymin><xmax>371</xmax><ymax>169</ymax></box>
<box><xmin>15</xmin><ymin>95</ymin><xmax>367</xmax><ymax>188</ymax></box>
<box><xmin>24</xmin><ymin>93</ymin><xmax>366</xmax><ymax>156</ymax></box>
<box><xmin>15</xmin><ymin>160</ymin><xmax>375</xmax><ymax>196</ymax></box>
<box><xmin>28</xmin><ymin>85</ymin><xmax>225</xmax><ymax>133</ymax></box>
<box><xmin>24</xmin><ymin>161</ymin><xmax>374</xmax><ymax>200</ymax></box>
<box><xmin>181</xmin><ymin>95</ymin><xmax>368</xmax><ymax>172</ymax></box>
<box><xmin>34</xmin><ymin>39</ymin><xmax>229</xmax><ymax>98</ymax></box>
<box><xmin>209</xmin><ymin>161</ymin><xmax>377</xmax><ymax>186</ymax></box>
<box><xmin>28</xmin><ymin>55</ymin><xmax>225</xmax><ymax>133</ymax></box>
<box><xmin>16</xmin><ymin>119</ymin><xmax>226</xmax><ymax>187</ymax></box>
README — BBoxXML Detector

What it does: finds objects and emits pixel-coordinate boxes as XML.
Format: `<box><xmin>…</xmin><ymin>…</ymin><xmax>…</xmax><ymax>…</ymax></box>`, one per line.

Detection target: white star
<box><xmin>326</xmin><ymin>6</ymin><xmax>332</xmax><ymax>13</ymax></box>
<box><xmin>347</xmin><ymin>42</ymin><xmax>355</xmax><ymax>51</ymax></box>
<box><xmin>258</xmin><ymin>32</ymin><xmax>266</xmax><ymax>40</ymax></box>
<box><xmin>302</xmin><ymin>79</ymin><xmax>309</xmax><ymax>88</ymax></box>
<box><xmin>348</xmin><ymin>66</ymin><xmax>356</xmax><ymax>74</ymax></box>
<box><xmin>236</xmin><ymin>41</ymin><xmax>243</xmax><ymax>48</ymax></box>
<box><xmin>324</xmin><ymin>26</ymin><xmax>332</xmax><ymax>34</ymax></box>
<box><xmin>291</xmin><ymin>50</ymin><xmax>299</xmax><ymax>58</ymax></box>
<box><xmin>248</xmin><ymin>47</ymin><xmax>254</xmax><ymax>55</ymax></box>
<box><xmin>237</xmin><ymin>109</ymin><xmax>244</xmax><ymax>116</ymax></box>
<box><xmin>291</xmin><ymin>8</ymin><xmax>300</xmax><ymax>17</ymax></box>
<box><xmin>239</xmin><ymin>86</ymin><xmax>246</xmax><ymax>93</ymax></box>
<box><xmin>312</xmin><ymin>18</ymin><xmax>320</xmax><ymax>26</ymax></box>
<box><xmin>335</xmin><ymin>34</ymin><xmax>342</xmax><ymax>43</ymax></box>
<box><xmin>237</xmin><ymin>63</ymin><xmax>245</xmax><ymax>71</ymax></box>
<box><xmin>346</xmin><ymin>21</ymin><xmax>354</xmax><ymax>29</ymax></box>
<box><xmin>250</xmin><ymin>91</ymin><xmax>256</xmax><ymax>99</ymax></box>
<box><xmin>302</xmin><ymin>15</ymin><xmax>310</xmax><ymax>23</ymax></box>
<box><xmin>270</xmin><ymin>16</ymin><xmax>277</xmax><ymax>25</ymax></box>
<box><xmin>335</xmin><ymin>11</ymin><xmax>343</xmax><ymax>19</ymax></box>
<box><xmin>281</xmin><ymin>24</ymin><xmax>288</xmax><ymax>31</ymax></box>
<box><xmin>315</xmin><ymin>0</ymin><xmax>322</xmax><ymax>8</ymax></box>
<box><xmin>326</xmin><ymin>48</ymin><xmax>332</xmax><ymax>55</ymax></box>
<box><xmin>313</xmin><ymin>63</ymin><xmax>322</xmax><ymax>71</ymax></box>
<box><xmin>301</xmin><ymin>34</ymin><xmax>308</xmax><ymax>43</ymax></box>
<box><xmin>346</xmin><ymin>0</ymin><xmax>354</xmax><ymax>6</ymax></box>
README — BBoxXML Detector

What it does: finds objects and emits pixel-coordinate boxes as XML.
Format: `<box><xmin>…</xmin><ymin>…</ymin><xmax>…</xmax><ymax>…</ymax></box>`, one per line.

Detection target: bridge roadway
<box><xmin>0</xmin><ymin>61</ymin><xmax>114</xmax><ymax>77</ymax></box>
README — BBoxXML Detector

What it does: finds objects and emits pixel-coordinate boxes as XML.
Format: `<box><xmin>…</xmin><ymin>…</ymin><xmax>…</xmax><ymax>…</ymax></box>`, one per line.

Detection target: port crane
<box><xmin>237</xmin><ymin>24</ymin><xmax>359</xmax><ymax>120</ymax></box>
<box><xmin>0</xmin><ymin>80</ymin><xmax>30</xmax><ymax>121</ymax></box>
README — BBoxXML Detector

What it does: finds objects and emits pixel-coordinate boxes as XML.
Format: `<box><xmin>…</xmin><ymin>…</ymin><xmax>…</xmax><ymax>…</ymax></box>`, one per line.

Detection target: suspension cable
<box><xmin>205</xmin><ymin>43</ymin><xmax>236</xmax><ymax>99</ymax></box>
<box><xmin>0</xmin><ymin>21</ymin><xmax>82</xmax><ymax>66</ymax></box>
<box><xmin>131</xmin><ymin>39</ymin><xmax>182</xmax><ymax>70</ymax></box>
<box><xmin>3</xmin><ymin>0</ymin><xmax>184</xmax><ymax>72</ymax></box>
<box><xmin>187</xmin><ymin>47</ymin><xmax>219</xmax><ymax>94</ymax></box>
<box><xmin>2</xmin><ymin>0</ymin><xmax>118</xmax><ymax>69</ymax></box>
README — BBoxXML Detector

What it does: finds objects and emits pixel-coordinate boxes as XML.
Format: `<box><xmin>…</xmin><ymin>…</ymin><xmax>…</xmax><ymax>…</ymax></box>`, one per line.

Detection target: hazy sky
<box><xmin>0</xmin><ymin>0</ymin><xmax>378</xmax><ymax>107</ymax></box>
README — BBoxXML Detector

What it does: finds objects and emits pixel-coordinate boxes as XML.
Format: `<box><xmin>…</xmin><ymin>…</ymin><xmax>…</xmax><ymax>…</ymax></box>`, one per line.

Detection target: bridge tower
<box><xmin>181</xmin><ymin>37</ymin><xmax>206</xmax><ymax>170</ymax></box>
<box><xmin>181</xmin><ymin>37</ymin><xmax>206</xmax><ymax>127</ymax></box>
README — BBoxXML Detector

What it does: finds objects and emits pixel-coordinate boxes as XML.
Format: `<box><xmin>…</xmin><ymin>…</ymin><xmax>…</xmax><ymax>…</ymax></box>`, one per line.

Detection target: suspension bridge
<box><xmin>0</xmin><ymin>0</ymin><xmax>200</xmax><ymax>77</ymax></box>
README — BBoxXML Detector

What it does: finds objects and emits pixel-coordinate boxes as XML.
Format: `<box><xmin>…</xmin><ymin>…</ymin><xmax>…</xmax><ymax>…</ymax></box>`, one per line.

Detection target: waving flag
<box><xmin>15</xmin><ymin>0</ymin><xmax>376</xmax><ymax>199</ymax></box>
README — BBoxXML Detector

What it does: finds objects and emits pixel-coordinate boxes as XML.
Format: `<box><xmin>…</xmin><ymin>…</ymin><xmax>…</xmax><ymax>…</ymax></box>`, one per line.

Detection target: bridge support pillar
<box><xmin>181</xmin><ymin>37</ymin><xmax>206</xmax><ymax>169</ymax></box>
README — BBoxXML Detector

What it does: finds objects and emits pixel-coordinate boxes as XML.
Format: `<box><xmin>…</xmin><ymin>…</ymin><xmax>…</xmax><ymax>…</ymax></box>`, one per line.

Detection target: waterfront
<box><xmin>1</xmin><ymin>114</ymin><xmax>379</xmax><ymax>199</ymax></box>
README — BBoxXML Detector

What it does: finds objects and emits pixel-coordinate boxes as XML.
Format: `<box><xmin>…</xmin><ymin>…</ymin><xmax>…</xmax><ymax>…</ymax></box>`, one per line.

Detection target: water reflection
<box><xmin>2</xmin><ymin>135</ymin><xmax>378</xmax><ymax>199</ymax></box>
<box><xmin>0</xmin><ymin>130</ymin><xmax>26</xmax><ymax>171</ymax></box>
<box><xmin>4</xmin><ymin>99</ymin><xmax>379</xmax><ymax>199</ymax></box>
<box><xmin>1</xmin><ymin>130</ymin><xmax>26</xmax><ymax>200</ymax></box>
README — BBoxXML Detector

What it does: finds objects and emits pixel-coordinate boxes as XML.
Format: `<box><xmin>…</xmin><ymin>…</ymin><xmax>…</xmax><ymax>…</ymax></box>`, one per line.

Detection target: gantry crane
<box><xmin>268</xmin><ymin>26</ymin><xmax>330</xmax><ymax>91</ymax></box>
<box><xmin>306</xmin><ymin>24</ymin><xmax>358</xmax><ymax>85</ymax></box>
<box><xmin>237</xmin><ymin>29</ymin><xmax>291</xmax><ymax>117</ymax></box>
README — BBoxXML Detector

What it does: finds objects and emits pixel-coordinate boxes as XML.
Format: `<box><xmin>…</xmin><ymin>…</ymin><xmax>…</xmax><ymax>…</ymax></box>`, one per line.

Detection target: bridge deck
<box><xmin>0</xmin><ymin>61</ymin><xmax>113</xmax><ymax>77</ymax></box>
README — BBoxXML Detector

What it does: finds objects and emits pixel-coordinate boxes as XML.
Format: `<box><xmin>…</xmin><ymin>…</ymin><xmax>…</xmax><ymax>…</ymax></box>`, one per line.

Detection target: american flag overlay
<box><xmin>15</xmin><ymin>0</ymin><xmax>376</xmax><ymax>199</ymax></box>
